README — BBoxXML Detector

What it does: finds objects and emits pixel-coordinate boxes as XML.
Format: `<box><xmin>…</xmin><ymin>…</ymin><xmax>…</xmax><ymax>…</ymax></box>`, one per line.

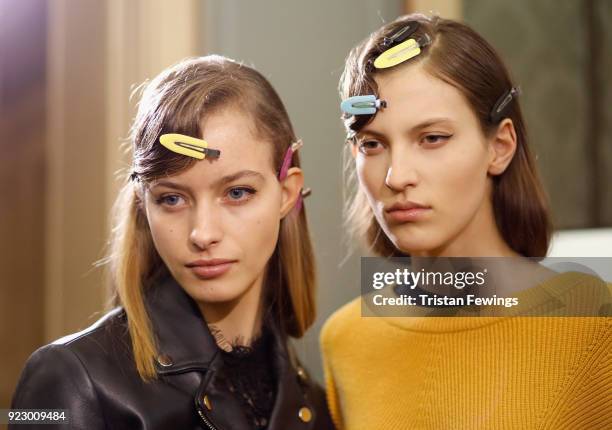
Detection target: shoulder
<box><xmin>52</xmin><ymin>307</ymin><xmax>127</xmax><ymax>347</ymax></box>
<box><xmin>22</xmin><ymin>306</ymin><xmax>128</xmax><ymax>366</ymax></box>
<box><xmin>13</xmin><ymin>341</ymin><xmax>94</xmax><ymax>400</ymax></box>
<box><xmin>320</xmin><ymin>296</ymin><xmax>362</xmax><ymax>352</ymax></box>
<box><xmin>539</xmin><ymin>271</ymin><xmax>612</xmax><ymax>316</ymax></box>
<box><xmin>48</xmin><ymin>307</ymin><xmax>133</xmax><ymax>371</ymax></box>
<box><xmin>11</xmin><ymin>308</ymin><xmax>130</xmax><ymax>412</ymax></box>
<box><xmin>11</xmin><ymin>341</ymin><xmax>108</xmax><ymax>429</ymax></box>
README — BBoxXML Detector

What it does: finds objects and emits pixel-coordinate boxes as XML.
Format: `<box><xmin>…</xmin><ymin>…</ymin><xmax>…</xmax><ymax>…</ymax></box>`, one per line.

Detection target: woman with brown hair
<box><xmin>11</xmin><ymin>56</ymin><xmax>333</xmax><ymax>430</ymax></box>
<box><xmin>321</xmin><ymin>14</ymin><xmax>611</xmax><ymax>429</ymax></box>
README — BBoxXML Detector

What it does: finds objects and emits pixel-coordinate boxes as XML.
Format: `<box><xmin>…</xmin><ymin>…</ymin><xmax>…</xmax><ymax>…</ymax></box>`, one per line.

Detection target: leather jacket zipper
<box><xmin>197</xmin><ymin>407</ymin><xmax>219</xmax><ymax>430</ymax></box>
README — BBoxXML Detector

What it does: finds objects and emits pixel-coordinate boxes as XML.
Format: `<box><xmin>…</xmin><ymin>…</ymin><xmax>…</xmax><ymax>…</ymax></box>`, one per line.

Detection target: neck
<box><xmin>198</xmin><ymin>272</ymin><xmax>265</xmax><ymax>350</ymax></box>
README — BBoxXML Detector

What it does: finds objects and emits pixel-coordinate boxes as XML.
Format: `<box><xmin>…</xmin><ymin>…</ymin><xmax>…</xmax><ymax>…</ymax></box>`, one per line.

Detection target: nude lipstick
<box><xmin>385</xmin><ymin>200</ymin><xmax>431</xmax><ymax>223</ymax></box>
<box><xmin>185</xmin><ymin>259</ymin><xmax>236</xmax><ymax>279</ymax></box>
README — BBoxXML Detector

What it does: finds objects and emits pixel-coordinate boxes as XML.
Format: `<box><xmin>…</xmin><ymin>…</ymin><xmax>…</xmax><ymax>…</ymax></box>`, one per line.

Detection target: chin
<box><xmin>388</xmin><ymin>230</ymin><xmax>445</xmax><ymax>256</ymax></box>
<box><xmin>194</xmin><ymin>292</ymin><xmax>242</xmax><ymax>304</ymax></box>
<box><xmin>173</xmin><ymin>274</ymin><xmax>241</xmax><ymax>303</ymax></box>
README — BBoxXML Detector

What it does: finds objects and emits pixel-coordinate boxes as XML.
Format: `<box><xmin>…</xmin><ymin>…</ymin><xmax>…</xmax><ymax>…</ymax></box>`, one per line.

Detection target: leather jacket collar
<box><xmin>143</xmin><ymin>275</ymin><xmax>327</xmax><ymax>430</ymax></box>
<box><xmin>145</xmin><ymin>274</ymin><xmax>218</xmax><ymax>374</ymax></box>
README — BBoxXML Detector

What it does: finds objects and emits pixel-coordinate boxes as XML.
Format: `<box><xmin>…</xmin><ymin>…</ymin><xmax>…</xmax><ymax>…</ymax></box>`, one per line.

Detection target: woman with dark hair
<box><xmin>11</xmin><ymin>56</ymin><xmax>334</xmax><ymax>430</ymax></box>
<box><xmin>322</xmin><ymin>14</ymin><xmax>611</xmax><ymax>429</ymax></box>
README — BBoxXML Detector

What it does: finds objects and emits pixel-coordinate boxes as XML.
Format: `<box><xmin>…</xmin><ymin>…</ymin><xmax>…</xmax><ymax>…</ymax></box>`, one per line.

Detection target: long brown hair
<box><xmin>340</xmin><ymin>14</ymin><xmax>552</xmax><ymax>258</ymax></box>
<box><xmin>106</xmin><ymin>56</ymin><xmax>317</xmax><ymax>380</ymax></box>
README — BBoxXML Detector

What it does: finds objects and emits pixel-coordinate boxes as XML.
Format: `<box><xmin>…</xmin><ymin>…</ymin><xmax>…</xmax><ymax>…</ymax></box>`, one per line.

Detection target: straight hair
<box><xmin>105</xmin><ymin>56</ymin><xmax>317</xmax><ymax>380</ymax></box>
<box><xmin>340</xmin><ymin>14</ymin><xmax>552</xmax><ymax>258</ymax></box>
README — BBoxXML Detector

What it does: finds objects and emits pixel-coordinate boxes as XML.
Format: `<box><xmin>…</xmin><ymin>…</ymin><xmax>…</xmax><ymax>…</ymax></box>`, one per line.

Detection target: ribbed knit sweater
<box><xmin>321</xmin><ymin>272</ymin><xmax>611</xmax><ymax>429</ymax></box>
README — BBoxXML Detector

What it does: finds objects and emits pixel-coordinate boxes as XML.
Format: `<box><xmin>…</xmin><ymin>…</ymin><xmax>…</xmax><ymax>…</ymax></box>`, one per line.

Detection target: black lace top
<box><xmin>218</xmin><ymin>329</ymin><xmax>277</xmax><ymax>429</ymax></box>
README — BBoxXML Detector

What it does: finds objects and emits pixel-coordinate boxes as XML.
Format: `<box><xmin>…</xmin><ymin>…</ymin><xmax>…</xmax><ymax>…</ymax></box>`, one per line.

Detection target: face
<box><xmin>354</xmin><ymin>64</ymin><xmax>496</xmax><ymax>256</ymax></box>
<box><xmin>144</xmin><ymin>108</ymin><xmax>292</xmax><ymax>308</ymax></box>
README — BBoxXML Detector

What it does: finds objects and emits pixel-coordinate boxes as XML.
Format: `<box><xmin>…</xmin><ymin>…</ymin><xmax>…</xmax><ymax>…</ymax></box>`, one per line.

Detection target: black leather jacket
<box><xmin>11</xmin><ymin>276</ymin><xmax>334</xmax><ymax>430</ymax></box>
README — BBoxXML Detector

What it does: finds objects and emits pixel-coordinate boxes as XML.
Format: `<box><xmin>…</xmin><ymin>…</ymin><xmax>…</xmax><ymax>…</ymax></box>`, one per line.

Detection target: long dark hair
<box><xmin>340</xmin><ymin>14</ymin><xmax>552</xmax><ymax>257</ymax></box>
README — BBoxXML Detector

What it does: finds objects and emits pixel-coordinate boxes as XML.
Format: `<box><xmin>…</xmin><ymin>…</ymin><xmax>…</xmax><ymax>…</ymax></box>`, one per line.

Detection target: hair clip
<box><xmin>159</xmin><ymin>133</ymin><xmax>221</xmax><ymax>160</ymax></box>
<box><xmin>381</xmin><ymin>20</ymin><xmax>420</xmax><ymax>48</ymax></box>
<box><xmin>374</xmin><ymin>33</ymin><xmax>431</xmax><ymax>69</ymax></box>
<box><xmin>294</xmin><ymin>187</ymin><xmax>312</xmax><ymax>213</ymax></box>
<box><xmin>489</xmin><ymin>87</ymin><xmax>521</xmax><ymax>123</ymax></box>
<box><xmin>129</xmin><ymin>171</ymin><xmax>139</xmax><ymax>182</ymax></box>
<box><xmin>340</xmin><ymin>95</ymin><xmax>387</xmax><ymax>116</ymax></box>
<box><xmin>278</xmin><ymin>140</ymin><xmax>309</xmax><ymax>213</ymax></box>
<box><xmin>278</xmin><ymin>139</ymin><xmax>303</xmax><ymax>180</ymax></box>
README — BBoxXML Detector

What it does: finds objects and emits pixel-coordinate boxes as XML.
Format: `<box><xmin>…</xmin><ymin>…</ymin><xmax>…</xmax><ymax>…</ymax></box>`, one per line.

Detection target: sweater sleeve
<box><xmin>542</xmin><ymin>318</ymin><xmax>612</xmax><ymax>429</ymax></box>
<box><xmin>320</xmin><ymin>320</ymin><xmax>344</xmax><ymax>430</ymax></box>
<box><xmin>10</xmin><ymin>344</ymin><xmax>106</xmax><ymax>430</ymax></box>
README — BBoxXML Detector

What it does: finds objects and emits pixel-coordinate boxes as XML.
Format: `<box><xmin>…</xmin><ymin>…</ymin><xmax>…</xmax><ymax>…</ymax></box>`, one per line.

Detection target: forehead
<box><xmin>200</xmin><ymin>107</ymin><xmax>275</xmax><ymax>169</ymax></box>
<box><xmin>155</xmin><ymin>108</ymin><xmax>276</xmax><ymax>186</ymax></box>
<box><xmin>367</xmin><ymin>64</ymin><xmax>475</xmax><ymax>131</ymax></box>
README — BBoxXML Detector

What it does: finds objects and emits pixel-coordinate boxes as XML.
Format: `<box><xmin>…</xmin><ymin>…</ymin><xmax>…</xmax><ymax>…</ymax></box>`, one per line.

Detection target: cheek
<box><xmin>227</xmin><ymin>191</ymin><xmax>281</xmax><ymax>260</ymax></box>
<box><xmin>146</xmin><ymin>210</ymin><xmax>184</xmax><ymax>261</ymax></box>
<box><xmin>432</xmin><ymin>141</ymin><xmax>490</xmax><ymax>213</ymax></box>
<box><xmin>356</xmin><ymin>155</ymin><xmax>388</xmax><ymax>200</ymax></box>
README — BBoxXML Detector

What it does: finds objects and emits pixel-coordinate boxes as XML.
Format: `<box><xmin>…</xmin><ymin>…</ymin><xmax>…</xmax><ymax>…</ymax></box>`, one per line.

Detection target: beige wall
<box><xmin>0</xmin><ymin>0</ymin><xmax>47</xmax><ymax>411</ymax></box>
<box><xmin>405</xmin><ymin>0</ymin><xmax>463</xmax><ymax>19</ymax></box>
<box><xmin>463</xmin><ymin>0</ymin><xmax>612</xmax><ymax>228</ymax></box>
<box><xmin>1</xmin><ymin>0</ymin><xmax>201</xmax><ymax>410</ymax></box>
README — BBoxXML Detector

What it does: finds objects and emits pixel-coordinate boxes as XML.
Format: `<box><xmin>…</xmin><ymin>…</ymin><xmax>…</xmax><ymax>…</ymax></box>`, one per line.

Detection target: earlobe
<box><xmin>280</xmin><ymin>167</ymin><xmax>304</xmax><ymax>218</ymax></box>
<box><xmin>488</xmin><ymin>119</ymin><xmax>517</xmax><ymax>176</ymax></box>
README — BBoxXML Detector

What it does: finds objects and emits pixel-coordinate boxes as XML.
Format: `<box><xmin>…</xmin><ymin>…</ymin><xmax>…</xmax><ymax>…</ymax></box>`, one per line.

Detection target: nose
<box><xmin>384</xmin><ymin>145</ymin><xmax>419</xmax><ymax>191</ymax></box>
<box><xmin>189</xmin><ymin>202</ymin><xmax>223</xmax><ymax>251</ymax></box>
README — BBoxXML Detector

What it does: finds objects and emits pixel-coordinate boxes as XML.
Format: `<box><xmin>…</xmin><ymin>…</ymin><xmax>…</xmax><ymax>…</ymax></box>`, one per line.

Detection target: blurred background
<box><xmin>1</xmin><ymin>0</ymin><xmax>611</xmax><ymax>411</ymax></box>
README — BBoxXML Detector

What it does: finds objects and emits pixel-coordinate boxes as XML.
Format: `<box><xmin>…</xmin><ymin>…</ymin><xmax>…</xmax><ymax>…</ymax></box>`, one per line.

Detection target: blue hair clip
<box><xmin>340</xmin><ymin>95</ymin><xmax>387</xmax><ymax>116</ymax></box>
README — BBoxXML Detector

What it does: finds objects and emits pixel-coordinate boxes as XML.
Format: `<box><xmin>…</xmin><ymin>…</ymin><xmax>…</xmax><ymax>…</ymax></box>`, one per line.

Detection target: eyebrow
<box><xmin>359</xmin><ymin>117</ymin><xmax>455</xmax><ymax>138</ymax></box>
<box><xmin>214</xmin><ymin>170</ymin><xmax>265</xmax><ymax>186</ymax></box>
<box><xmin>355</xmin><ymin>129</ymin><xmax>386</xmax><ymax>140</ymax></box>
<box><xmin>413</xmin><ymin>117</ymin><xmax>455</xmax><ymax>130</ymax></box>
<box><xmin>150</xmin><ymin>170</ymin><xmax>265</xmax><ymax>191</ymax></box>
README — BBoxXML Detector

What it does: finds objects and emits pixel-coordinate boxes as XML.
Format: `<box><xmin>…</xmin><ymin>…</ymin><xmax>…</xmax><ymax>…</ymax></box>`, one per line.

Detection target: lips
<box><xmin>185</xmin><ymin>259</ymin><xmax>236</xmax><ymax>280</ymax></box>
<box><xmin>384</xmin><ymin>200</ymin><xmax>431</xmax><ymax>223</ymax></box>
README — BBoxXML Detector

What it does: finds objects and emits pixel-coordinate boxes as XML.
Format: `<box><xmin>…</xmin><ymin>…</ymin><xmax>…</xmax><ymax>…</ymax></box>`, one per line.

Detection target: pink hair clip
<box><xmin>278</xmin><ymin>139</ymin><xmax>303</xmax><ymax>180</ymax></box>
<box><xmin>278</xmin><ymin>139</ymin><xmax>310</xmax><ymax>212</ymax></box>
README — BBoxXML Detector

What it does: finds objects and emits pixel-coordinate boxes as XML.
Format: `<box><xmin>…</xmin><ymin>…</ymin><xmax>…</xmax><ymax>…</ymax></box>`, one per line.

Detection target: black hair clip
<box><xmin>381</xmin><ymin>21</ymin><xmax>420</xmax><ymax>48</ymax></box>
<box><xmin>490</xmin><ymin>87</ymin><xmax>521</xmax><ymax>123</ymax></box>
<box><xmin>129</xmin><ymin>171</ymin><xmax>139</xmax><ymax>182</ymax></box>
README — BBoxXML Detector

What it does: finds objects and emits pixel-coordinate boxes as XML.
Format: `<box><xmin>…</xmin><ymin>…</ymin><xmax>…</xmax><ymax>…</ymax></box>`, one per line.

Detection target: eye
<box><xmin>421</xmin><ymin>134</ymin><xmax>452</xmax><ymax>146</ymax></box>
<box><xmin>225</xmin><ymin>186</ymin><xmax>256</xmax><ymax>203</ymax></box>
<box><xmin>156</xmin><ymin>194</ymin><xmax>186</xmax><ymax>207</ymax></box>
<box><xmin>357</xmin><ymin>139</ymin><xmax>384</xmax><ymax>155</ymax></box>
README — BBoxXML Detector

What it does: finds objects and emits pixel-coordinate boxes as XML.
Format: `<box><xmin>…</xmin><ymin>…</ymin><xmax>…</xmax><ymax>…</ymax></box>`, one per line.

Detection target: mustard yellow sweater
<box><xmin>321</xmin><ymin>273</ymin><xmax>611</xmax><ymax>429</ymax></box>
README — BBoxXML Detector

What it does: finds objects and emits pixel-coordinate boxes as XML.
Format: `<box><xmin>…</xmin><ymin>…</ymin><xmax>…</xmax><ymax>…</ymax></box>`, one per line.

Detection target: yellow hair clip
<box><xmin>159</xmin><ymin>133</ymin><xmax>221</xmax><ymax>160</ymax></box>
<box><xmin>374</xmin><ymin>39</ymin><xmax>421</xmax><ymax>69</ymax></box>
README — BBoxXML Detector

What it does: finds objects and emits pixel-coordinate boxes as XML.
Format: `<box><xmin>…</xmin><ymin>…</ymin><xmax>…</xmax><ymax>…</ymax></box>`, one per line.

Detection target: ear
<box><xmin>488</xmin><ymin>118</ymin><xmax>517</xmax><ymax>176</ymax></box>
<box><xmin>279</xmin><ymin>167</ymin><xmax>304</xmax><ymax>218</ymax></box>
